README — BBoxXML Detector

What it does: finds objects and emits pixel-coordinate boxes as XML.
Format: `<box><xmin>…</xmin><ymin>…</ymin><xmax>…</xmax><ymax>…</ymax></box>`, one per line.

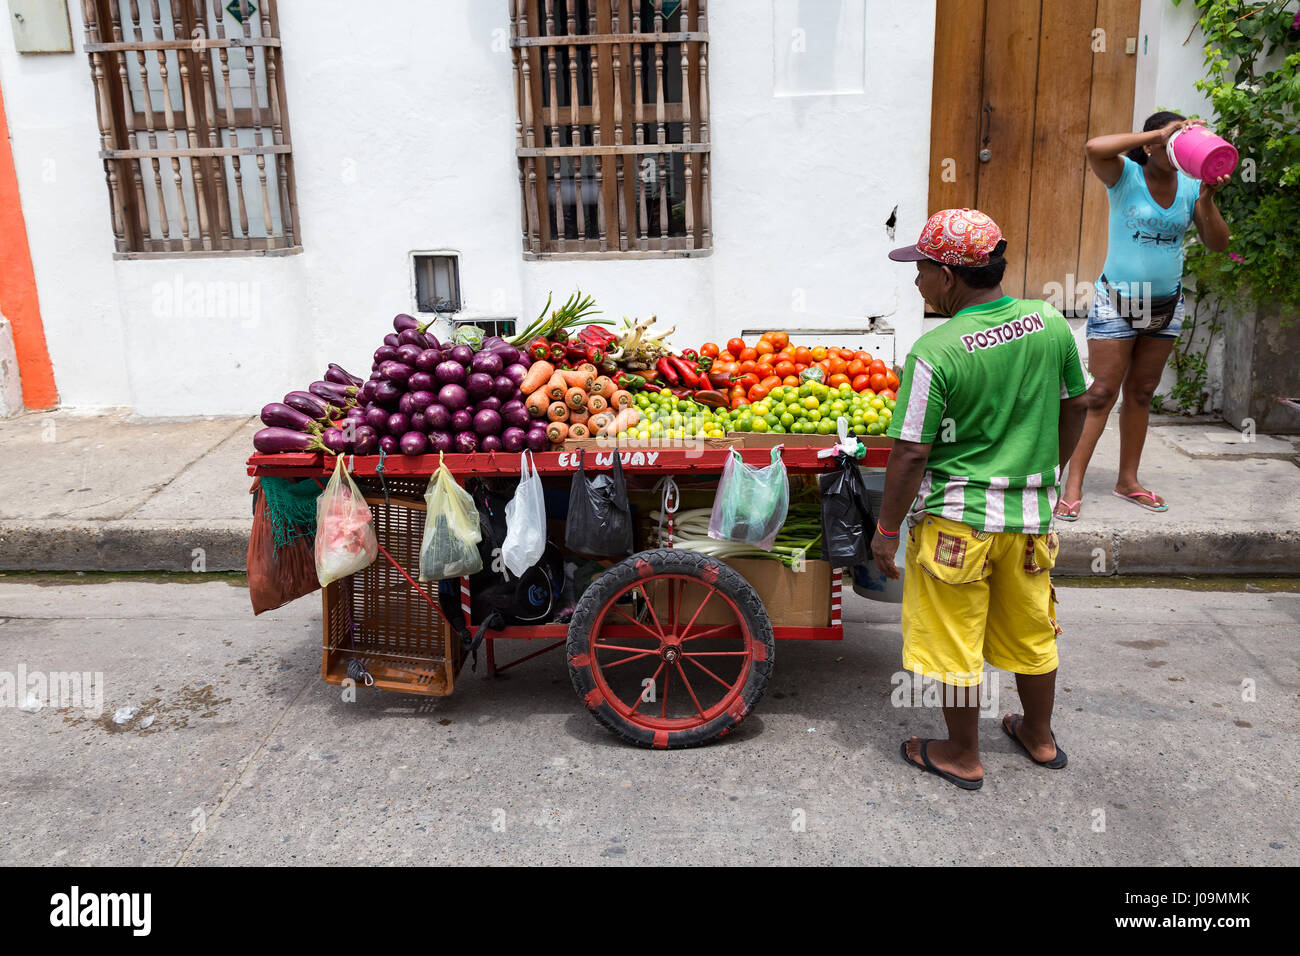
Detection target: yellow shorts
<box><xmin>901</xmin><ymin>514</ymin><xmax>1061</xmax><ymax>686</ymax></box>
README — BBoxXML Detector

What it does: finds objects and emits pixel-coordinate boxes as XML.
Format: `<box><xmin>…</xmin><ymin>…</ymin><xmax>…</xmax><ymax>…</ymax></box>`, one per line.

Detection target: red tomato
<box><xmin>748</xmin><ymin>383</ymin><xmax>771</xmax><ymax>402</ymax></box>
<box><xmin>701</xmin><ymin>342</ymin><xmax>720</xmax><ymax>358</ymax></box>
<box><xmin>737</xmin><ymin>372</ymin><xmax>760</xmax><ymax>391</ymax></box>
<box><xmin>828</xmin><ymin>356</ymin><xmax>848</xmax><ymax>375</ymax></box>
<box><xmin>869</xmin><ymin>372</ymin><xmax>889</xmax><ymax>392</ymax></box>
<box><xmin>738</xmin><ymin>360</ymin><xmax>757</xmax><ymax>375</ymax></box>
<box><xmin>793</xmin><ymin>347</ymin><xmax>813</xmax><ymax>365</ymax></box>
<box><xmin>851</xmin><ymin>374</ymin><xmax>871</xmax><ymax>392</ymax></box>
<box><xmin>869</xmin><ymin>359</ymin><xmax>888</xmax><ymax>375</ymax></box>
<box><xmin>755</xmin><ymin>340</ymin><xmax>776</xmax><ymax>356</ymax></box>
<box><xmin>769</xmin><ymin>331</ymin><xmax>790</xmax><ymax>349</ymax></box>
<box><xmin>782</xmin><ymin>375</ymin><xmax>800</xmax><ymax>387</ymax></box>
<box><xmin>879</xmin><ymin>388</ymin><xmax>897</xmax><ymax>402</ymax></box>
<box><xmin>727</xmin><ymin>338</ymin><xmax>746</xmax><ymax>356</ymax></box>
<box><xmin>760</xmin><ymin>375</ymin><xmax>782</xmax><ymax>389</ymax></box>
<box><xmin>854</xmin><ymin>350</ymin><xmax>874</xmax><ymax>364</ymax></box>
<box><xmin>885</xmin><ymin>371</ymin><xmax>901</xmax><ymax>390</ymax></box>
<box><xmin>774</xmin><ymin>360</ymin><xmax>796</xmax><ymax>379</ymax></box>
<box><xmin>828</xmin><ymin>373</ymin><xmax>850</xmax><ymax>388</ymax></box>
<box><xmin>739</xmin><ymin>347</ymin><xmax>759</xmax><ymax>362</ymax></box>
<box><xmin>847</xmin><ymin>359</ymin><xmax>866</xmax><ymax>377</ymax></box>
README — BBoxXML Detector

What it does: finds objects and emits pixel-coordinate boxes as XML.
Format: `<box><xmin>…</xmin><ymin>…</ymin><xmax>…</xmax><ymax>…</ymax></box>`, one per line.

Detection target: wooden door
<box><xmin>928</xmin><ymin>0</ymin><xmax>1141</xmax><ymax>308</ymax></box>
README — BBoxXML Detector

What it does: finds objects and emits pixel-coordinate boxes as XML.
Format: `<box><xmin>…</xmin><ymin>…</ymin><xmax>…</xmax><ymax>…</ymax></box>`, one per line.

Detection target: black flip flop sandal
<box><xmin>1002</xmin><ymin>716</ymin><xmax>1068</xmax><ymax>769</ymax></box>
<box><xmin>899</xmin><ymin>739</ymin><xmax>984</xmax><ymax>791</ymax></box>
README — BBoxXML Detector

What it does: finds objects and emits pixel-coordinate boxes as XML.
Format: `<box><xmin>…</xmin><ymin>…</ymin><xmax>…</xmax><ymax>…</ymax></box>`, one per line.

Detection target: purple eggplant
<box><xmin>253</xmin><ymin>427</ymin><xmax>324</xmax><ymax>454</ymax></box>
<box><xmin>501</xmin><ymin>400</ymin><xmax>529</xmax><ymax>430</ymax></box>
<box><xmin>435</xmin><ymin>360</ymin><xmax>466</xmax><ymax>386</ymax></box>
<box><xmin>393</xmin><ymin>313</ymin><xmax>419</xmax><ymax>332</ymax></box>
<box><xmin>400</xmin><ymin>431</ymin><xmax>428</xmax><ymax>456</ymax></box>
<box><xmin>380</xmin><ymin>361</ymin><xmax>413</xmax><ymax>385</ymax></box>
<box><xmin>364</xmin><ymin>406</ymin><xmax>390</xmax><ymax>433</ymax></box>
<box><xmin>373</xmin><ymin>381</ymin><xmax>403</xmax><ymax>409</ymax></box>
<box><xmin>491</xmin><ymin>345</ymin><xmax>522</xmax><ymax>367</ymax></box>
<box><xmin>428</xmin><ymin>430</ymin><xmax>454</xmax><ymax>454</ymax></box>
<box><xmin>525</xmin><ymin>424</ymin><xmax>549</xmax><ymax>452</ymax></box>
<box><xmin>501</xmin><ymin>427</ymin><xmax>527</xmax><ymax>453</ymax></box>
<box><xmin>465</xmin><ymin>372</ymin><xmax>494</xmax><ymax>401</ymax></box>
<box><xmin>374</xmin><ymin>345</ymin><xmax>399</xmax><ymax>364</ymax></box>
<box><xmin>383</xmin><ymin>333</ymin><xmax>400</xmax><ymax>348</ymax></box>
<box><xmin>450</xmin><ymin>408</ymin><xmax>473</xmax><ymax>432</ymax></box>
<box><xmin>477</xmin><ymin>396</ymin><xmax>502</xmax><ymax>413</ymax></box>
<box><xmin>352</xmin><ymin>425</ymin><xmax>379</xmax><ymax>456</ymax></box>
<box><xmin>398</xmin><ymin>392</ymin><xmax>418</xmax><ymax>417</ymax></box>
<box><xmin>310</xmin><ymin>380</ymin><xmax>357</xmax><ymax>405</ymax></box>
<box><xmin>261</xmin><ymin>402</ymin><xmax>321</xmax><ymax>433</ymax></box>
<box><xmin>343</xmin><ymin>407</ymin><xmax>367</xmax><ymax>424</ymax></box>
<box><xmin>409</xmin><ymin>390</ymin><xmax>435</xmax><ymax>410</ymax></box>
<box><xmin>321</xmin><ymin>427</ymin><xmax>349</xmax><ymax>454</ymax></box>
<box><xmin>503</xmin><ymin>363</ymin><xmax>529</xmax><ymax>387</ymax></box>
<box><xmin>423</xmin><ymin>333</ymin><xmax>443</xmax><ymax>351</ymax></box>
<box><xmin>473</xmin><ymin>408</ymin><xmax>502</xmax><ymax>436</ymax></box>
<box><xmin>386</xmin><ymin>412</ymin><xmax>411</xmax><ymax>436</ymax></box>
<box><xmin>326</xmin><ymin>364</ymin><xmax>364</xmax><ymax>388</ymax></box>
<box><xmin>359</xmin><ymin>380</ymin><xmax>379</xmax><ymax>402</ymax></box>
<box><xmin>408</xmin><ymin>371</ymin><xmax>435</xmax><ymax>392</ymax></box>
<box><xmin>398</xmin><ymin>328</ymin><xmax>425</xmax><ymax>348</ymax></box>
<box><xmin>471</xmin><ymin>351</ymin><xmax>503</xmax><ymax>377</ymax></box>
<box><xmin>481</xmin><ymin>336</ymin><xmax>507</xmax><ymax>351</ymax></box>
<box><xmin>449</xmin><ymin>344</ymin><xmax>474</xmax><ymax>366</ymax></box>
<box><xmin>454</xmin><ymin>431</ymin><xmax>480</xmax><ymax>454</ymax></box>
<box><xmin>409</xmin><ymin>410</ymin><xmax>428</xmax><ymax>433</ymax></box>
<box><xmin>493</xmin><ymin>375</ymin><xmax>516</xmax><ymax>400</ymax></box>
<box><xmin>284</xmin><ymin>391</ymin><xmax>331</xmax><ymax>421</ymax></box>
<box><xmin>378</xmin><ymin>434</ymin><xmax>399</xmax><ymax>455</ymax></box>
<box><xmin>439</xmin><ymin>383</ymin><xmax>469</xmax><ymax>411</ymax></box>
<box><xmin>425</xmin><ymin>405</ymin><xmax>451</xmax><ymax>431</ymax></box>
<box><xmin>414</xmin><ymin>349</ymin><xmax>442</xmax><ymax>372</ymax></box>
<box><xmin>479</xmin><ymin>434</ymin><xmax>503</xmax><ymax>454</ymax></box>
<box><xmin>396</xmin><ymin>344</ymin><xmax>423</xmax><ymax>365</ymax></box>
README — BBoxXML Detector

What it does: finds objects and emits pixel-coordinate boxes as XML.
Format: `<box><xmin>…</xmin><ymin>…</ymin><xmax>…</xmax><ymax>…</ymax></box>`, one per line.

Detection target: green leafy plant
<box><xmin>1173</xmin><ymin>0</ymin><xmax>1300</xmax><ymax>309</ymax></box>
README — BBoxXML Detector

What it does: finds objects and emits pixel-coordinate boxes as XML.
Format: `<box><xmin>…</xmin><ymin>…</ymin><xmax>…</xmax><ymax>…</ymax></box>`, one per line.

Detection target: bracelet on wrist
<box><xmin>876</xmin><ymin>522</ymin><xmax>899</xmax><ymax>540</ymax></box>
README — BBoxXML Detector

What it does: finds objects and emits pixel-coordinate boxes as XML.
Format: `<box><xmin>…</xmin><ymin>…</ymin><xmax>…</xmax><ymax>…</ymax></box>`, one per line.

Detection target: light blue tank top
<box><xmin>1095</xmin><ymin>157</ymin><xmax>1199</xmax><ymax>298</ymax></box>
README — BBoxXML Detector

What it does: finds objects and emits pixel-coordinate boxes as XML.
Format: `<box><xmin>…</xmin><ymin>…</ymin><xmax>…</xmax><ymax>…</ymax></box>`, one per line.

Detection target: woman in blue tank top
<box><xmin>1055</xmin><ymin>111</ymin><xmax>1230</xmax><ymax>520</ymax></box>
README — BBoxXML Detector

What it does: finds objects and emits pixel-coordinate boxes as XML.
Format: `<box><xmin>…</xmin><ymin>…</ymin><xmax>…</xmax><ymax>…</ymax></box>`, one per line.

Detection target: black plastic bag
<box><xmin>818</xmin><ymin>453</ymin><xmax>875</xmax><ymax>568</ymax></box>
<box><xmin>565</xmin><ymin>449</ymin><xmax>634</xmax><ymax>557</ymax></box>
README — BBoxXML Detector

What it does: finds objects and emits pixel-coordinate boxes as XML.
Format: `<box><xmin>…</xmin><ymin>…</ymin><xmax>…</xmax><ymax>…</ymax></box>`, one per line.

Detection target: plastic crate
<box><xmin>320</xmin><ymin>476</ymin><xmax>462</xmax><ymax>696</ymax></box>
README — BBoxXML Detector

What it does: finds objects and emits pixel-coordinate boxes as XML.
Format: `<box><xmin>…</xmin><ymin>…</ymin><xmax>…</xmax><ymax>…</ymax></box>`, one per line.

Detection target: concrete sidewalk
<box><xmin>0</xmin><ymin>408</ymin><xmax>1296</xmax><ymax>574</ymax></box>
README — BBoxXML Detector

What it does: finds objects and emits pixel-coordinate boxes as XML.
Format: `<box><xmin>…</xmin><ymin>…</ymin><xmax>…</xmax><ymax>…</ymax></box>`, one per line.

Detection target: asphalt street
<box><xmin>0</xmin><ymin>576</ymin><xmax>1296</xmax><ymax>866</ymax></box>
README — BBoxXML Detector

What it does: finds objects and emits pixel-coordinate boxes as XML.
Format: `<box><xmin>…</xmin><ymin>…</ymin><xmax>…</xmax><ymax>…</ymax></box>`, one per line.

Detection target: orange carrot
<box><xmin>587</xmin><ymin>394</ymin><xmax>608</xmax><ymax>414</ymax></box>
<box><xmin>588</xmin><ymin>411</ymin><xmax>614</xmax><ymax>432</ymax></box>
<box><xmin>565</xmin><ymin>386</ymin><xmax>588</xmax><ymax>410</ymax></box>
<box><xmin>547</xmin><ymin>401</ymin><xmax>570</xmax><ymax>422</ymax></box>
<box><xmin>568</xmin><ymin>422</ymin><xmax>590</xmax><ymax>439</ymax></box>
<box><xmin>594</xmin><ymin>376</ymin><xmax>616</xmax><ymax>399</ymax></box>
<box><xmin>610</xmin><ymin>389</ymin><xmax>633</xmax><ymax>409</ymax></box>
<box><xmin>545</xmin><ymin>371</ymin><xmax>568</xmax><ymax>402</ymax></box>
<box><xmin>569</xmin><ymin>408</ymin><xmax>590</xmax><ymax>425</ymax></box>
<box><xmin>546</xmin><ymin>421</ymin><xmax>568</xmax><ymax>444</ymax></box>
<box><xmin>525</xmin><ymin>389</ymin><xmax>551</xmax><ymax>418</ymax></box>
<box><xmin>560</xmin><ymin>368</ymin><xmax>594</xmax><ymax>390</ymax></box>
<box><xmin>520</xmin><ymin>360</ymin><xmax>554</xmax><ymax>395</ymax></box>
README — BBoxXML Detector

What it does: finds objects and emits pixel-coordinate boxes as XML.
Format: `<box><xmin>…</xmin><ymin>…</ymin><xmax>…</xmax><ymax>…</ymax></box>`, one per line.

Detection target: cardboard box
<box><xmin>648</xmin><ymin>557</ymin><xmax>831</xmax><ymax>629</ymax></box>
<box><xmin>733</xmin><ymin>433</ymin><xmax>894</xmax><ymax>451</ymax></box>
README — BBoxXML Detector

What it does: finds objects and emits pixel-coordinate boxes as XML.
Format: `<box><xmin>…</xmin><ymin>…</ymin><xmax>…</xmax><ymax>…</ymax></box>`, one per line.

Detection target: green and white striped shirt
<box><xmin>886</xmin><ymin>297</ymin><xmax>1091</xmax><ymax>533</ymax></box>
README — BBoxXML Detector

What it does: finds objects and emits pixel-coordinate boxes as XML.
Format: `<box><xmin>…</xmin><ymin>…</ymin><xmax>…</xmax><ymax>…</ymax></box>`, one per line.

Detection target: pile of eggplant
<box><xmin>253</xmin><ymin>314</ymin><xmax>548</xmax><ymax>457</ymax></box>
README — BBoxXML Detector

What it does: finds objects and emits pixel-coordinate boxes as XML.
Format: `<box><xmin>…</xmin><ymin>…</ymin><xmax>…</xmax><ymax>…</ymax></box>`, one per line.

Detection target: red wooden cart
<box><xmin>248</xmin><ymin>442</ymin><xmax>889</xmax><ymax>748</ymax></box>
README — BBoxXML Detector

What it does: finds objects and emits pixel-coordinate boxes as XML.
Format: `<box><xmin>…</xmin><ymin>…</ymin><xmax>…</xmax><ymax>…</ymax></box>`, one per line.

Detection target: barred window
<box><xmin>81</xmin><ymin>0</ymin><xmax>300</xmax><ymax>257</ymax></box>
<box><xmin>510</xmin><ymin>0</ymin><xmax>712</xmax><ymax>259</ymax></box>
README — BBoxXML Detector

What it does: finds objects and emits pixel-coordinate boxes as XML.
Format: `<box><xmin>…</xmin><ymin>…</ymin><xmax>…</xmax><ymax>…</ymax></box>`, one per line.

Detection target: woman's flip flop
<box><xmin>1113</xmin><ymin>490</ymin><xmax>1168</xmax><ymax>513</ymax></box>
<box><xmin>1054</xmin><ymin>499</ymin><xmax>1082</xmax><ymax>522</ymax></box>
<box><xmin>1002</xmin><ymin>716</ymin><xmax>1068</xmax><ymax>769</ymax></box>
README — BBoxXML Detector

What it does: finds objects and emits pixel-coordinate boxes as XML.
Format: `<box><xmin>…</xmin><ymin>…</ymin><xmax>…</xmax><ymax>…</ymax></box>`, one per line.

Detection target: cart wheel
<box><xmin>567</xmin><ymin>549</ymin><xmax>774</xmax><ymax>749</ymax></box>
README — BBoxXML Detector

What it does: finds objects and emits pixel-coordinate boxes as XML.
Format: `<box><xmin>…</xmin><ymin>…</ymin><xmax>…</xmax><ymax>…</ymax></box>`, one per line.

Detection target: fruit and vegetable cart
<box><xmin>248</xmin><ymin>440</ymin><xmax>889</xmax><ymax>749</ymax></box>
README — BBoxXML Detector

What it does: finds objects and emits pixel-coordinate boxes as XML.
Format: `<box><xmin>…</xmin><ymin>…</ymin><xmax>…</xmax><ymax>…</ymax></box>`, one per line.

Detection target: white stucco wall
<box><xmin>0</xmin><ymin>0</ymin><xmax>935</xmax><ymax>416</ymax></box>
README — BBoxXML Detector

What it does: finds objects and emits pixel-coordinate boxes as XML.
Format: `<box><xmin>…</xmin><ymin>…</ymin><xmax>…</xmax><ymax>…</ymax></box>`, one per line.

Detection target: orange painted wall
<box><xmin>0</xmin><ymin>76</ymin><xmax>57</xmax><ymax>409</ymax></box>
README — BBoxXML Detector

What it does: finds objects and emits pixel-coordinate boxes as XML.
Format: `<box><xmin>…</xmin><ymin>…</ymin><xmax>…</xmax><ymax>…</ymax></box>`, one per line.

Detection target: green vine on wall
<box><xmin>1164</xmin><ymin>0</ymin><xmax>1300</xmax><ymax>412</ymax></box>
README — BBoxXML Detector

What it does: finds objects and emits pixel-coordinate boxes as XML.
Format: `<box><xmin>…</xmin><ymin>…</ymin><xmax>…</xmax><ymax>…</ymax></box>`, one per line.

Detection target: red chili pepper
<box><xmin>549</xmin><ymin>341</ymin><xmax>567</xmax><ymax>363</ymax></box>
<box><xmin>696</xmin><ymin>356</ymin><xmax>713</xmax><ymax>373</ymax></box>
<box><xmin>667</xmin><ymin>356</ymin><xmax>699</xmax><ymax>388</ymax></box>
<box><xmin>552</xmin><ymin>328</ymin><xmax>569</xmax><ymax>344</ymax></box>
<box><xmin>681</xmin><ymin>348</ymin><xmax>699</xmax><ymax>363</ymax></box>
<box><xmin>656</xmin><ymin>357</ymin><xmax>680</xmax><ymax>386</ymax></box>
<box><xmin>529</xmin><ymin>338</ymin><xmax>551</xmax><ymax>361</ymax></box>
<box><xmin>641</xmin><ymin>382</ymin><xmax>662</xmax><ymax>392</ymax></box>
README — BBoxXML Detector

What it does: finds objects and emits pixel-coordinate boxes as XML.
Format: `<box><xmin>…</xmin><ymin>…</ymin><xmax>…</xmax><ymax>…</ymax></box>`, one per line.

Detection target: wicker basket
<box><xmin>320</xmin><ymin>476</ymin><xmax>461</xmax><ymax>697</ymax></box>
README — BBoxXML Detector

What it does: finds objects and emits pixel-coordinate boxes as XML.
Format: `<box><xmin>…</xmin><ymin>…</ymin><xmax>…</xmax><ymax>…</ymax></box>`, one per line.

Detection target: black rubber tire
<box><xmin>566</xmin><ymin>548</ymin><xmax>774</xmax><ymax>749</ymax></box>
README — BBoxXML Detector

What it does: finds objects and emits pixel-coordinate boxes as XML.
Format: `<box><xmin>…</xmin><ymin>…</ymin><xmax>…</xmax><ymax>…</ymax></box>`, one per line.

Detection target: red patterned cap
<box><xmin>888</xmin><ymin>208</ymin><xmax>1004</xmax><ymax>267</ymax></box>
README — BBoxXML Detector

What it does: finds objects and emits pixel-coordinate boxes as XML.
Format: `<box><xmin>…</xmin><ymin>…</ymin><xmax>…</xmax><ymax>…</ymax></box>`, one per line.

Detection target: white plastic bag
<box><xmin>314</xmin><ymin>455</ymin><xmax>378</xmax><ymax>586</ymax></box>
<box><xmin>502</xmin><ymin>451</ymin><xmax>546</xmax><ymax>577</ymax></box>
<box><xmin>418</xmin><ymin>453</ymin><xmax>484</xmax><ymax>581</ymax></box>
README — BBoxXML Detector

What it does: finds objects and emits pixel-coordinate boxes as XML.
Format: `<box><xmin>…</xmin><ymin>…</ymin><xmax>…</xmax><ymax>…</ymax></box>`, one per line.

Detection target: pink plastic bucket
<box><xmin>1167</xmin><ymin>125</ymin><xmax>1238</xmax><ymax>181</ymax></box>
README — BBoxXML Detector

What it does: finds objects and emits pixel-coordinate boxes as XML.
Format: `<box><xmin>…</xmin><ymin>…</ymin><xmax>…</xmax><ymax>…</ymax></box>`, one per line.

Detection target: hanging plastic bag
<box><xmin>418</xmin><ymin>452</ymin><xmax>484</xmax><ymax>581</ymax></box>
<box><xmin>708</xmin><ymin>446</ymin><xmax>789</xmax><ymax>551</ymax></box>
<box><xmin>565</xmin><ymin>449</ymin><xmax>634</xmax><ymax>557</ymax></box>
<box><xmin>248</xmin><ymin>480</ymin><xmax>320</xmax><ymax>614</ymax></box>
<box><xmin>314</xmin><ymin>456</ymin><xmax>378</xmax><ymax>586</ymax></box>
<box><xmin>818</xmin><ymin>453</ymin><xmax>875</xmax><ymax>567</ymax></box>
<box><xmin>502</xmin><ymin>451</ymin><xmax>547</xmax><ymax>577</ymax></box>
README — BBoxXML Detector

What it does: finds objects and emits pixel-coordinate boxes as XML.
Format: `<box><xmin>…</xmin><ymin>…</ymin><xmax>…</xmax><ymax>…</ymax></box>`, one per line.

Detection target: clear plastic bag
<box><xmin>502</xmin><ymin>451</ymin><xmax>547</xmax><ymax>578</ymax></box>
<box><xmin>314</xmin><ymin>456</ymin><xmax>378</xmax><ymax>586</ymax></box>
<box><xmin>418</xmin><ymin>452</ymin><xmax>484</xmax><ymax>581</ymax></box>
<box><xmin>708</xmin><ymin>446</ymin><xmax>790</xmax><ymax>551</ymax></box>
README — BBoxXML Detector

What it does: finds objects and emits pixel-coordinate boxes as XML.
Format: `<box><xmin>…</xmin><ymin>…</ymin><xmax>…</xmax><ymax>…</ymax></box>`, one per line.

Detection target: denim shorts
<box><xmin>1086</xmin><ymin>287</ymin><xmax>1185</xmax><ymax>341</ymax></box>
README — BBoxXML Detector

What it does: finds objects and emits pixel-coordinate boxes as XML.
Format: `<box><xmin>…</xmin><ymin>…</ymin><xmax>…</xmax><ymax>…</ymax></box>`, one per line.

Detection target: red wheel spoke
<box><xmin>671</xmin><ymin>577</ymin><xmax>686</xmax><ymax>633</ymax></box>
<box><xmin>682</xmin><ymin>651</ymin><xmax>750</xmax><ymax>656</ymax></box>
<box><xmin>600</xmin><ymin>650</ymin><xmax>658</xmax><ymax>669</ymax></box>
<box><xmin>595</xmin><ymin>643</ymin><xmax>663</xmax><ymax>655</ymax></box>
<box><xmin>660</xmin><ymin>662</ymin><xmax>671</xmax><ymax>718</ymax></box>
<box><xmin>677</xmin><ymin>587</ymin><xmax>716</xmax><ymax>641</ymax></box>
<box><xmin>681</xmin><ymin>623</ymin><xmax>738</xmax><ymax>644</ymax></box>
<box><xmin>674</xmin><ymin>661</ymin><xmax>706</xmax><ymax>718</ymax></box>
<box><xmin>629</xmin><ymin>662</ymin><xmax>665</xmax><ymax>716</ymax></box>
<box><xmin>636</xmin><ymin>584</ymin><xmax>667</xmax><ymax>639</ymax></box>
<box><xmin>684</xmin><ymin>654</ymin><xmax>734</xmax><ymax>690</ymax></box>
<box><xmin>607</xmin><ymin>604</ymin><xmax>664</xmax><ymax>642</ymax></box>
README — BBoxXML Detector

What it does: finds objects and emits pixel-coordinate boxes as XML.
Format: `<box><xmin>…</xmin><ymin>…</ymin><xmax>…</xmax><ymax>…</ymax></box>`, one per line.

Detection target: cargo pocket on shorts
<box><xmin>915</xmin><ymin>516</ymin><xmax>995</xmax><ymax>586</ymax></box>
<box><xmin>1024</xmin><ymin>531</ymin><xmax>1059</xmax><ymax>574</ymax></box>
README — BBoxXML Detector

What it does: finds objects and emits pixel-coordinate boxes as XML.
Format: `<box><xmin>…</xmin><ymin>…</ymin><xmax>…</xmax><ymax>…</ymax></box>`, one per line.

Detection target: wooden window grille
<box><xmin>81</xmin><ymin>0</ymin><xmax>300</xmax><ymax>257</ymax></box>
<box><xmin>510</xmin><ymin>0</ymin><xmax>712</xmax><ymax>259</ymax></box>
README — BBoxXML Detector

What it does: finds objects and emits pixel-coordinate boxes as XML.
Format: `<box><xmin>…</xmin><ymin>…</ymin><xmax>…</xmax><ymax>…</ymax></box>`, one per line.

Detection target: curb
<box><xmin>3</xmin><ymin>521</ymin><xmax>1298</xmax><ymax>576</ymax></box>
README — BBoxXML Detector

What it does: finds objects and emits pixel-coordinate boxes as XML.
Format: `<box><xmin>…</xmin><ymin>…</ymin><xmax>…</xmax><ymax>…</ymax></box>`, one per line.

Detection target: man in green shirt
<box><xmin>874</xmin><ymin>208</ymin><xmax>1092</xmax><ymax>790</ymax></box>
